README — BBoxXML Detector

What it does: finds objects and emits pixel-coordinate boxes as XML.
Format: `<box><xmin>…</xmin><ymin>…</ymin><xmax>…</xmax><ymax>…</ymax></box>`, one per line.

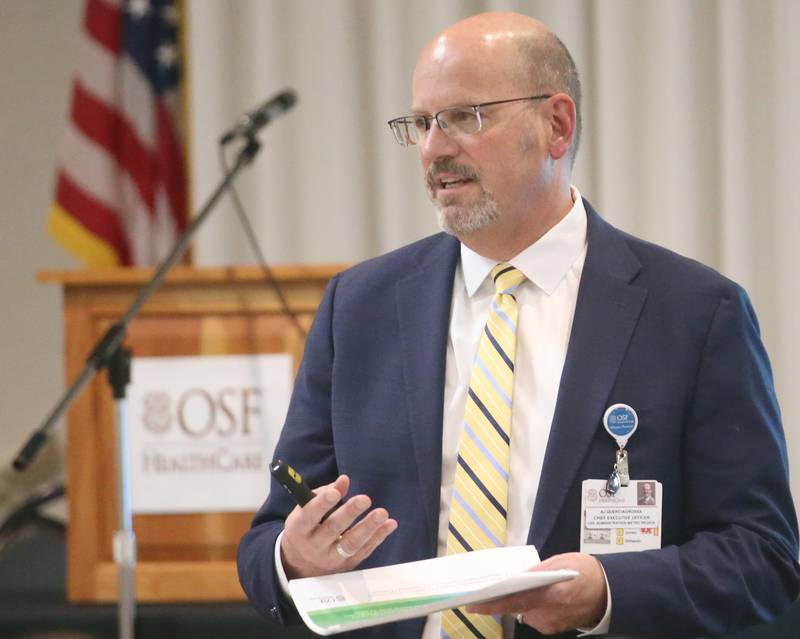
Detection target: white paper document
<box><xmin>288</xmin><ymin>545</ymin><xmax>577</xmax><ymax>635</ymax></box>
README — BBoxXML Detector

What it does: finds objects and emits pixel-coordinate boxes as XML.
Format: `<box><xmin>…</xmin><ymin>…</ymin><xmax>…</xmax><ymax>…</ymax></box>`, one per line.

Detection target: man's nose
<box><xmin>418</xmin><ymin>120</ymin><xmax>458</xmax><ymax>164</ymax></box>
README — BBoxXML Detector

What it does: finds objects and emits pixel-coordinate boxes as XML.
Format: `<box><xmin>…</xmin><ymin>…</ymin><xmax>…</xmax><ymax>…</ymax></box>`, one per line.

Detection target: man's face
<box><xmin>643</xmin><ymin>483</ymin><xmax>652</xmax><ymax>497</ymax></box>
<box><xmin>411</xmin><ymin>36</ymin><xmax>550</xmax><ymax>241</ymax></box>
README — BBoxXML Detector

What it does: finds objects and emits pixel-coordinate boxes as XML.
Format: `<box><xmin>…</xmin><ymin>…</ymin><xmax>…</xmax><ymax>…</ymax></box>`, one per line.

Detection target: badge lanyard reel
<box><xmin>603</xmin><ymin>404</ymin><xmax>638</xmax><ymax>495</ymax></box>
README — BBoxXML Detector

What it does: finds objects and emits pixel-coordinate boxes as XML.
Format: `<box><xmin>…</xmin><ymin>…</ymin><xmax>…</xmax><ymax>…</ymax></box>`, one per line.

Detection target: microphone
<box><xmin>219</xmin><ymin>89</ymin><xmax>298</xmax><ymax>145</ymax></box>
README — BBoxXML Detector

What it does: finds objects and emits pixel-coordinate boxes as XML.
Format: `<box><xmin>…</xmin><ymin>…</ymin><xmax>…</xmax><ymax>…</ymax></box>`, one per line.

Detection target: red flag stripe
<box><xmin>156</xmin><ymin>100</ymin><xmax>188</xmax><ymax>232</ymax></box>
<box><xmin>72</xmin><ymin>81</ymin><xmax>157</xmax><ymax>213</ymax></box>
<box><xmin>56</xmin><ymin>171</ymin><xmax>131</xmax><ymax>264</ymax></box>
<box><xmin>84</xmin><ymin>0</ymin><xmax>121</xmax><ymax>55</ymax></box>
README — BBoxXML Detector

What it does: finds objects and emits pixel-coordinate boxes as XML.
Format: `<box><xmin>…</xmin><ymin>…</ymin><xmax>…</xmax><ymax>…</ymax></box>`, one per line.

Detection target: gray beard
<box><xmin>435</xmin><ymin>192</ymin><xmax>499</xmax><ymax>236</ymax></box>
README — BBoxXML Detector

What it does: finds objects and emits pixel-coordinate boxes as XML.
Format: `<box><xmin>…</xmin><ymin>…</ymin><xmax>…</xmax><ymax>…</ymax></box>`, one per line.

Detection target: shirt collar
<box><xmin>461</xmin><ymin>186</ymin><xmax>588</xmax><ymax>297</ymax></box>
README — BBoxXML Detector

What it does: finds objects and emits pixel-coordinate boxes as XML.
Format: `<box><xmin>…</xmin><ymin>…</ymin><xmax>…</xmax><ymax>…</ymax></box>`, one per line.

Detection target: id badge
<box><xmin>580</xmin><ymin>479</ymin><xmax>662</xmax><ymax>554</ymax></box>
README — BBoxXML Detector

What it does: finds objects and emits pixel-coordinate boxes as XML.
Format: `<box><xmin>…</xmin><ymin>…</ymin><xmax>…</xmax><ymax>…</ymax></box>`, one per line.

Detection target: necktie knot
<box><xmin>491</xmin><ymin>263</ymin><xmax>526</xmax><ymax>295</ymax></box>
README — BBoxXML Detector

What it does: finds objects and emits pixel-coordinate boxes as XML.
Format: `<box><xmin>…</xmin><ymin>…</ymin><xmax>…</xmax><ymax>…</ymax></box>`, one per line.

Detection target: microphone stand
<box><xmin>12</xmin><ymin>136</ymin><xmax>262</xmax><ymax>639</ymax></box>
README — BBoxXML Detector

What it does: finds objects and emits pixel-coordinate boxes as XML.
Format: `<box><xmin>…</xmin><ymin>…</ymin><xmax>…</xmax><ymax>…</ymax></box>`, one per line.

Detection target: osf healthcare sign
<box><xmin>127</xmin><ymin>354</ymin><xmax>292</xmax><ymax>514</ymax></box>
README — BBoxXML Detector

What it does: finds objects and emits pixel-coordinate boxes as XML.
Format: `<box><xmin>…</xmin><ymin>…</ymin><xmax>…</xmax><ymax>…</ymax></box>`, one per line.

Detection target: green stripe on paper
<box><xmin>308</xmin><ymin>592</ymin><xmax>464</xmax><ymax>628</ymax></box>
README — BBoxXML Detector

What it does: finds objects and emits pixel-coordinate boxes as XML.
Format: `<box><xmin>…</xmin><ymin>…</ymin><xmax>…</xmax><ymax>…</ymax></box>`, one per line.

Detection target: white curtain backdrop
<box><xmin>186</xmin><ymin>0</ymin><xmax>800</xmax><ymax>509</ymax></box>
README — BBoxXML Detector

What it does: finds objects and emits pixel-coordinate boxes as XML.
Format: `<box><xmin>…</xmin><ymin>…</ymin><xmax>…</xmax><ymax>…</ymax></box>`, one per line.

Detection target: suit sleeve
<box><xmin>598</xmin><ymin>284</ymin><xmax>800</xmax><ymax>637</ymax></box>
<box><xmin>236</xmin><ymin>274</ymin><xmax>341</xmax><ymax>624</ymax></box>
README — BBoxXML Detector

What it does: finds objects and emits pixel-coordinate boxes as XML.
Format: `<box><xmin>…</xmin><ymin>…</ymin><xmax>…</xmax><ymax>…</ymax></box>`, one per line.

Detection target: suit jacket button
<box><xmin>269</xmin><ymin>606</ymin><xmax>282</xmax><ymax>621</ymax></box>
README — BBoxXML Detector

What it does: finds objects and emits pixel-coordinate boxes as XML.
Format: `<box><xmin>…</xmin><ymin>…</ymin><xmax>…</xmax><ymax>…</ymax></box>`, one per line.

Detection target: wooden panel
<box><xmin>48</xmin><ymin>265</ymin><xmax>343</xmax><ymax>602</ymax></box>
<box><xmin>95</xmin><ymin>561</ymin><xmax>245</xmax><ymax>602</ymax></box>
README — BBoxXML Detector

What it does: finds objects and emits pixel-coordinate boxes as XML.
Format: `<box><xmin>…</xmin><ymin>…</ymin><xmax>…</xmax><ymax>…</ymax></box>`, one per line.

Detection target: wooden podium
<box><xmin>40</xmin><ymin>265</ymin><xmax>344</xmax><ymax>603</ymax></box>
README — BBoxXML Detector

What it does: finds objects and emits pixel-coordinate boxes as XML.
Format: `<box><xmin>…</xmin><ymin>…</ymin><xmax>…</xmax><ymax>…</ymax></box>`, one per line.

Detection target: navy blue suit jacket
<box><xmin>238</xmin><ymin>203</ymin><xmax>800</xmax><ymax>638</ymax></box>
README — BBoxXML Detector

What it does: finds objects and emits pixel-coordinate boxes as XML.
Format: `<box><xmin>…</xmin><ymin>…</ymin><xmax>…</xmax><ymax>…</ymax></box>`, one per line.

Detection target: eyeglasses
<box><xmin>387</xmin><ymin>94</ymin><xmax>552</xmax><ymax>147</ymax></box>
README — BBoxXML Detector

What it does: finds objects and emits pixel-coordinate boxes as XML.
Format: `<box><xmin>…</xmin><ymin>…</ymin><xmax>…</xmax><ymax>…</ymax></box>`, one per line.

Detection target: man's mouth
<box><xmin>426</xmin><ymin>161</ymin><xmax>480</xmax><ymax>194</ymax></box>
<box><xmin>438</xmin><ymin>177</ymin><xmax>474</xmax><ymax>190</ymax></box>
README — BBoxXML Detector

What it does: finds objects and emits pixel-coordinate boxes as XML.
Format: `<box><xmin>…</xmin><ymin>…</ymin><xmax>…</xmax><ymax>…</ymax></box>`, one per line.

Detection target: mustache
<box><xmin>425</xmin><ymin>160</ymin><xmax>480</xmax><ymax>189</ymax></box>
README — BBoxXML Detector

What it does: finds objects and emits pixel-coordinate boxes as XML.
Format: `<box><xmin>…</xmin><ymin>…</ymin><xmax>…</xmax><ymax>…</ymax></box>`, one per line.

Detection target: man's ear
<box><xmin>547</xmin><ymin>93</ymin><xmax>576</xmax><ymax>160</ymax></box>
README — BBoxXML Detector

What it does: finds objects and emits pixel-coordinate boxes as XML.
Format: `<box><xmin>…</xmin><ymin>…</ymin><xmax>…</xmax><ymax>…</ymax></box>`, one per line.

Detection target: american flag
<box><xmin>48</xmin><ymin>0</ymin><xmax>187</xmax><ymax>267</ymax></box>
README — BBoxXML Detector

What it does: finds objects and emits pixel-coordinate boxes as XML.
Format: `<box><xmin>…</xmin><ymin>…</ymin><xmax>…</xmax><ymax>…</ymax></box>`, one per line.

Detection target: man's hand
<box><xmin>467</xmin><ymin>552</ymin><xmax>607</xmax><ymax>635</ymax></box>
<box><xmin>280</xmin><ymin>475</ymin><xmax>398</xmax><ymax>580</ymax></box>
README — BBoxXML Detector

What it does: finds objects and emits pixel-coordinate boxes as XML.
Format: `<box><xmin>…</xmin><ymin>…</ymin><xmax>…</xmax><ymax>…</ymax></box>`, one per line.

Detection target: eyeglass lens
<box><xmin>391</xmin><ymin>107</ymin><xmax>481</xmax><ymax>146</ymax></box>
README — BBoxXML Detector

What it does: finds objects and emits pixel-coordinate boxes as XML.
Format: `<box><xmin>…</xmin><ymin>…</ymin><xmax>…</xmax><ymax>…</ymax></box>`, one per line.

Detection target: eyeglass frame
<box><xmin>387</xmin><ymin>94</ymin><xmax>553</xmax><ymax>147</ymax></box>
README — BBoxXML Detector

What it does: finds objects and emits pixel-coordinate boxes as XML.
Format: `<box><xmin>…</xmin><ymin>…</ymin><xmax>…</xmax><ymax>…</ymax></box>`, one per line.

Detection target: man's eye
<box><xmin>448</xmin><ymin>109</ymin><xmax>473</xmax><ymax>124</ymax></box>
<box><xmin>412</xmin><ymin>117</ymin><xmax>429</xmax><ymax>132</ymax></box>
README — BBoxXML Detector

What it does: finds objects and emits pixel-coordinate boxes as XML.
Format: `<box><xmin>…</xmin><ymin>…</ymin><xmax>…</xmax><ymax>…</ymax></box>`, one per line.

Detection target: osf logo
<box><xmin>140</xmin><ymin>387</ymin><xmax>262</xmax><ymax>439</ymax></box>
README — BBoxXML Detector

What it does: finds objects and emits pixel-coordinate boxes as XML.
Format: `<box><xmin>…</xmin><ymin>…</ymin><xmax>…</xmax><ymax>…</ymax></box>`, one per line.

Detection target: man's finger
<box><xmin>316</xmin><ymin>494</ymin><xmax>373</xmax><ymax>542</ymax></box>
<box><xmin>343</xmin><ymin>516</ymin><xmax>398</xmax><ymax>565</ymax></box>
<box><xmin>467</xmin><ymin>588</ymin><xmax>548</xmax><ymax>615</ymax></box>
<box><xmin>331</xmin><ymin>507</ymin><xmax>388</xmax><ymax>555</ymax></box>
<box><xmin>310</xmin><ymin>474</ymin><xmax>350</xmax><ymax>502</ymax></box>
<box><xmin>287</xmin><ymin>475</ymin><xmax>350</xmax><ymax>535</ymax></box>
<box><xmin>288</xmin><ymin>489</ymin><xmax>340</xmax><ymax>534</ymax></box>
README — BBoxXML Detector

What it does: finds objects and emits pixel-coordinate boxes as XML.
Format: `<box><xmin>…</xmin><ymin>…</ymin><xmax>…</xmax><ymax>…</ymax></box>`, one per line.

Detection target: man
<box><xmin>638</xmin><ymin>482</ymin><xmax>656</xmax><ymax>506</ymax></box>
<box><xmin>238</xmin><ymin>12</ymin><xmax>800</xmax><ymax>639</ymax></box>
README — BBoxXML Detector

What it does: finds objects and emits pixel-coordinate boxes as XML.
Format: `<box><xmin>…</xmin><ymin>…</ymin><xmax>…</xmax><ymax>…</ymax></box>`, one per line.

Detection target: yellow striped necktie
<box><xmin>441</xmin><ymin>263</ymin><xmax>526</xmax><ymax>639</ymax></box>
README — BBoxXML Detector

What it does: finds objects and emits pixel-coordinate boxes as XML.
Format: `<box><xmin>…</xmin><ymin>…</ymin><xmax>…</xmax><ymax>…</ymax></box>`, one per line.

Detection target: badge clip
<box><xmin>603</xmin><ymin>404</ymin><xmax>638</xmax><ymax>494</ymax></box>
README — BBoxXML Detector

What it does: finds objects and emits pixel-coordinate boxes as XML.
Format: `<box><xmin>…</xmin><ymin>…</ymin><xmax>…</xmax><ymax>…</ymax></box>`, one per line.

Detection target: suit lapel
<box><xmin>396</xmin><ymin>235</ymin><xmax>460</xmax><ymax>549</ymax></box>
<box><xmin>529</xmin><ymin>205</ymin><xmax>648</xmax><ymax>550</ymax></box>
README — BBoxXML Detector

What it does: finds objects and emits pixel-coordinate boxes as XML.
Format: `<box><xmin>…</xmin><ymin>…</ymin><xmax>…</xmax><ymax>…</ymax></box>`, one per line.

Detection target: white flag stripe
<box><xmin>118</xmin><ymin>54</ymin><xmax>157</xmax><ymax>147</ymax></box>
<box><xmin>120</xmin><ymin>172</ymin><xmax>157</xmax><ymax>265</ymax></box>
<box><xmin>75</xmin><ymin>36</ymin><xmax>116</xmax><ymax>104</ymax></box>
<box><xmin>61</xmin><ymin>124</ymin><xmax>119</xmax><ymax>209</ymax></box>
